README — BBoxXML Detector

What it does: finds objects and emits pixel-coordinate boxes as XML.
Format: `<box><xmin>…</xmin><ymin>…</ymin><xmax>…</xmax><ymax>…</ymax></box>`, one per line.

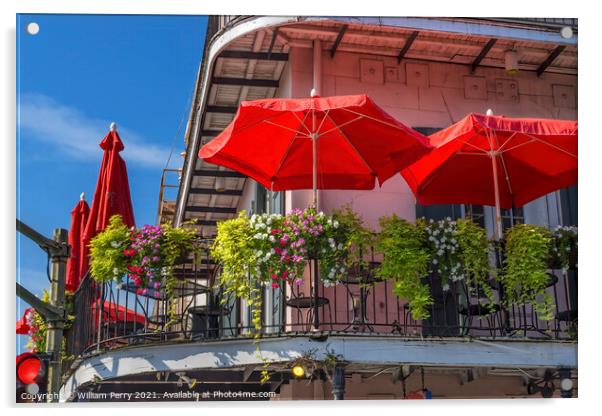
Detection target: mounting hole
<box><xmin>560</xmin><ymin>26</ymin><xmax>573</xmax><ymax>39</ymax></box>
<box><xmin>26</xmin><ymin>22</ymin><xmax>40</xmax><ymax>35</ymax></box>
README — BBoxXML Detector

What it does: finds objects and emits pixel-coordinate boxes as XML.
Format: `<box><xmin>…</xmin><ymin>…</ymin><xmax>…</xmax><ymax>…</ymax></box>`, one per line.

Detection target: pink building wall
<box><xmin>280</xmin><ymin>46</ymin><xmax>577</xmax><ymax>333</ymax></box>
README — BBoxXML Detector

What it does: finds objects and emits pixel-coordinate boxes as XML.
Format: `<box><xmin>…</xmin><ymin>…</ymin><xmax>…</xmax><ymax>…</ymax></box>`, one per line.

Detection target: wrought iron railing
<box><xmin>64</xmin><ymin>242</ymin><xmax>578</xmax><ymax>370</ymax></box>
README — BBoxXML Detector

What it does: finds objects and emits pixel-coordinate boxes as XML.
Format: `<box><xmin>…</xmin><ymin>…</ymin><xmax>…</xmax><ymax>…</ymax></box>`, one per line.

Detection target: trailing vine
<box><xmin>375</xmin><ymin>215</ymin><xmax>432</xmax><ymax>320</ymax></box>
<box><xmin>502</xmin><ymin>224</ymin><xmax>554</xmax><ymax>320</ymax></box>
<box><xmin>455</xmin><ymin>218</ymin><xmax>495</xmax><ymax>304</ymax></box>
<box><xmin>331</xmin><ymin>204</ymin><xmax>375</xmax><ymax>275</ymax></box>
<box><xmin>550</xmin><ymin>225</ymin><xmax>578</xmax><ymax>271</ymax></box>
<box><xmin>210</xmin><ymin>212</ymin><xmax>270</xmax><ymax>380</ymax></box>
<box><xmin>160</xmin><ymin>222</ymin><xmax>198</xmax><ymax>326</ymax></box>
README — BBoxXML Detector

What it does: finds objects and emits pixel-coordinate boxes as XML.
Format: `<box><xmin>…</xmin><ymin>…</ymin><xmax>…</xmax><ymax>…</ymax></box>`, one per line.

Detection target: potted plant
<box><xmin>549</xmin><ymin>225</ymin><xmax>577</xmax><ymax>271</ymax></box>
<box><xmin>375</xmin><ymin>215</ymin><xmax>432</xmax><ymax>320</ymax></box>
<box><xmin>331</xmin><ymin>205</ymin><xmax>377</xmax><ymax>282</ymax></box>
<box><xmin>212</xmin><ymin>207</ymin><xmax>351</xmax><ymax>382</ymax></box>
<box><xmin>89</xmin><ymin>215</ymin><xmax>198</xmax><ymax>317</ymax></box>
<box><xmin>455</xmin><ymin>218</ymin><xmax>495</xmax><ymax>303</ymax></box>
<box><xmin>501</xmin><ymin>224</ymin><xmax>555</xmax><ymax>321</ymax></box>
<box><xmin>421</xmin><ymin>217</ymin><xmax>495</xmax><ymax>304</ymax></box>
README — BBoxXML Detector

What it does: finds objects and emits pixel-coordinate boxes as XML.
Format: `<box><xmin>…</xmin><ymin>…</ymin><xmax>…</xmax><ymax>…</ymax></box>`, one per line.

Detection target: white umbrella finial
<box><xmin>310</xmin><ymin>88</ymin><xmax>319</xmax><ymax>98</ymax></box>
<box><xmin>110</xmin><ymin>122</ymin><xmax>117</xmax><ymax>132</ymax></box>
<box><xmin>80</xmin><ymin>192</ymin><xmax>86</xmax><ymax>201</ymax></box>
<box><xmin>486</xmin><ymin>109</ymin><xmax>494</xmax><ymax>116</ymax></box>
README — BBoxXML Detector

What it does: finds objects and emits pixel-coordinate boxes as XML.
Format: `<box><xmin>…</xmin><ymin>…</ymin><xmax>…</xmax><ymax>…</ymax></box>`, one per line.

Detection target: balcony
<box><xmin>63</xmin><ymin>242</ymin><xmax>577</xmax><ymax>365</ymax></box>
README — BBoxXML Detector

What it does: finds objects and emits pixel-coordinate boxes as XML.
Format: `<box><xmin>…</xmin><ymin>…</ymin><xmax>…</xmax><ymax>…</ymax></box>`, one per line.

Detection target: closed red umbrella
<box><xmin>65</xmin><ymin>193</ymin><xmax>90</xmax><ymax>291</ymax></box>
<box><xmin>83</xmin><ymin>123</ymin><xmax>135</xmax><ymax>255</ymax></box>
<box><xmin>82</xmin><ymin>123</ymin><xmax>136</xmax><ymax>347</ymax></box>
<box><xmin>16</xmin><ymin>307</ymin><xmax>34</xmax><ymax>335</ymax></box>
<box><xmin>401</xmin><ymin>112</ymin><xmax>577</xmax><ymax>239</ymax></box>
<box><xmin>200</xmin><ymin>93</ymin><xmax>431</xmax><ymax>205</ymax></box>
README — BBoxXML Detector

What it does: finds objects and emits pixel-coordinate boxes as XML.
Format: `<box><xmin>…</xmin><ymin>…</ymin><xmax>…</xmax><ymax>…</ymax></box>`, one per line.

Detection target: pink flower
<box><xmin>295</xmin><ymin>279</ymin><xmax>303</xmax><ymax>286</ymax></box>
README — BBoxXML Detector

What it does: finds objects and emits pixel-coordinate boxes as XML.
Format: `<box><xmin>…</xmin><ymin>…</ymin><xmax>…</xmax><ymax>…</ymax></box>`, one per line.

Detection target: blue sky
<box><xmin>16</xmin><ymin>14</ymin><xmax>207</xmax><ymax>353</ymax></box>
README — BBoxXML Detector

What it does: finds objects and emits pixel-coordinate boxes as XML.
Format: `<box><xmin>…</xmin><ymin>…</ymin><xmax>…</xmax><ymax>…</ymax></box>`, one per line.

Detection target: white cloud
<box><xmin>17</xmin><ymin>93</ymin><xmax>173</xmax><ymax>168</ymax></box>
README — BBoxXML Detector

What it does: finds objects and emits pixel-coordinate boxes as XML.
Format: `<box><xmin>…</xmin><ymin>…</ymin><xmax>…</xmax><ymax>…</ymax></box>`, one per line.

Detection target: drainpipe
<box><xmin>331</xmin><ymin>364</ymin><xmax>345</xmax><ymax>400</ymax></box>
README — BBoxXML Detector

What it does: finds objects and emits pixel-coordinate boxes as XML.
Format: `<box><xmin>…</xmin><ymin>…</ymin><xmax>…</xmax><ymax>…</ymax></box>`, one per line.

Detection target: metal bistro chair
<box><xmin>285</xmin><ymin>261</ymin><xmax>333</xmax><ymax>332</ymax></box>
<box><xmin>458</xmin><ymin>278</ymin><xmax>504</xmax><ymax>338</ymax></box>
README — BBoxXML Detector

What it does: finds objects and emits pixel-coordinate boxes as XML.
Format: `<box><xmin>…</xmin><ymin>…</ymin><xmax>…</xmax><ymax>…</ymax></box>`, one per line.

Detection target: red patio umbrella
<box><xmin>82</xmin><ymin>123</ymin><xmax>136</xmax><ymax>263</ymax></box>
<box><xmin>16</xmin><ymin>307</ymin><xmax>34</xmax><ymax>335</ymax></box>
<box><xmin>200</xmin><ymin>92</ymin><xmax>431</xmax><ymax>205</ymax></box>
<box><xmin>92</xmin><ymin>300</ymin><xmax>146</xmax><ymax>326</ymax></box>
<box><xmin>65</xmin><ymin>193</ymin><xmax>90</xmax><ymax>292</ymax></box>
<box><xmin>401</xmin><ymin>112</ymin><xmax>577</xmax><ymax>239</ymax></box>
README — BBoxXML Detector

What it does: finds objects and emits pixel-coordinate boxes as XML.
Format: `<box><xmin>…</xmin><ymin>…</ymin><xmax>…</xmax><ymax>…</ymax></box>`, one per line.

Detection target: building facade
<box><xmin>61</xmin><ymin>16</ymin><xmax>578</xmax><ymax>401</ymax></box>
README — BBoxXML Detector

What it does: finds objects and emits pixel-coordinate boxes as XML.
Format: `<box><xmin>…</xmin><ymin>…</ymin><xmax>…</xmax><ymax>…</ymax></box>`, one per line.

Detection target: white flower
<box><xmin>432</xmin><ymin>259</ymin><xmax>438</xmax><ymax>265</ymax></box>
<box><xmin>269</xmin><ymin>235</ymin><xmax>275</xmax><ymax>243</ymax></box>
<box><xmin>437</xmin><ymin>249</ymin><xmax>444</xmax><ymax>256</ymax></box>
<box><xmin>110</xmin><ymin>241</ymin><xmax>120</xmax><ymax>248</ymax></box>
<box><xmin>333</xmin><ymin>220</ymin><xmax>339</xmax><ymax>228</ymax></box>
<box><xmin>442</xmin><ymin>283</ymin><xmax>450</xmax><ymax>292</ymax></box>
<box><xmin>337</xmin><ymin>243</ymin><xmax>343</xmax><ymax>250</ymax></box>
<box><xmin>113</xmin><ymin>267</ymin><xmax>120</xmax><ymax>275</ymax></box>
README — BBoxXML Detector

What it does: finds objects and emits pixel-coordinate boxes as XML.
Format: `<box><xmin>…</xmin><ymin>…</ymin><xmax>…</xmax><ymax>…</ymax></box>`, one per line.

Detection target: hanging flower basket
<box><xmin>89</xmin><ymin>215</ymin><xmax>198</xmax><ymax>299</ymax></box>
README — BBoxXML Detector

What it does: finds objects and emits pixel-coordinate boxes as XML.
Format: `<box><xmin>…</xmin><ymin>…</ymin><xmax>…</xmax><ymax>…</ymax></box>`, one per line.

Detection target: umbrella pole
<box><xmin>491</xmin><ymin>153</ymin><xmax>504</xmax><ymax>241</ymax></box>
<box><xmin>311</xmin><ymin>100</ymin><xmax>320</xmax><ymax>329</ymax></box>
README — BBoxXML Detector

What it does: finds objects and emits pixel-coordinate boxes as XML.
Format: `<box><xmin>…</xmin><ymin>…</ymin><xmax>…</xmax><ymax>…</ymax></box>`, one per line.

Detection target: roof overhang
<box><xmin>174</xmin><ymin>16</ymin><xmax>578</xmax><ymax>234</ymax></box>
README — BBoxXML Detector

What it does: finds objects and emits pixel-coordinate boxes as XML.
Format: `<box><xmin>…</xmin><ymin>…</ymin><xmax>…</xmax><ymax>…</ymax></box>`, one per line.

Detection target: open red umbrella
<box><xmin>16</xmin><ymin>307</ymin><xmax>34</xmax><ymax>335</ymax></box>
<box><xmin>92</xmin><ymin>300</ymin><xmax>146</xmax><ymax>326</ymax></box>
<box><xmin>401</xmin><ymin>112</ymin><xmax>577</xmax><ymax>239</ymax></box>
<box><xmin>200</xmin><ymin>92</ymin><xmax>431</xmax><ymax>205</ymax></box>
<box><xmin>83</xmin><ymin>123</ymin><xmax>135</xmax><ymax>257</ymax></box>
<box><xmin>65</xmin><ymin>193</ymin><xmax>90</xmax><ymax>292</ymax></box>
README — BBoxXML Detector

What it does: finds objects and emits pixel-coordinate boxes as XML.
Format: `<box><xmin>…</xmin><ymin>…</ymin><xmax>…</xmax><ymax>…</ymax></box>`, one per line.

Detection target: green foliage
<box><xmin>375</xmin><ymin>215</ymin><xmax>432</xmax><ymax>320</ymax></box>
<box><xmin>211</xmin><ymin>211</ymin><xmax>258</xmax><ymax>301</ymax></box>
<box><xmin>160</xmin><ymin>221</ymin><xmax>198</xmax><ymax>325</ymax></box>
<box><xmin>331</xmin><ymin>204</ymin><xmax>375</xmax><ymax>271</ymax></box>
<box><xmin>211</xmin><ymin>211</ymin><xmax>268</xmax><ymax>379</ymax></box>
<box><xmin>551</xmin><ymin>226</ymin><xmax>578</xmax><ymax>271</ymax></box>
<box><xmin>89</xmin><ymin>215</ymin><xmax>131</xmax><ymax>283</ymax></box>
<box><xmin>502</xmin><ymin>224</ymin><xmax>554</xmax><ymax>320</ymax></box>
<box><xmin>456</xmin><ymin>218</ymin><xmax>495</xmax><ymax>304</ymax></box>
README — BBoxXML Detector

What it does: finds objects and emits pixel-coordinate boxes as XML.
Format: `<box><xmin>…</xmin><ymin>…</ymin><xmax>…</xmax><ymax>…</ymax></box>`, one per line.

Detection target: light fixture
<box><xmin>504</xmin><ymin>50</ymin><xmax>519</xmax><ymax>75</ymax></box>
<box><xmin>560</xmin><ymin>378</ymin><xmax>573</xmax><ymax>391</ymax></box>
<box><xmin>292</xmin><ymin>364</ymin><xmax>306</xmax><ymax>379</ymax></box>
<box><xmin>214</xmin><ymin>176</ymin><xmax>226</xmax><ymax>192</ymax></box>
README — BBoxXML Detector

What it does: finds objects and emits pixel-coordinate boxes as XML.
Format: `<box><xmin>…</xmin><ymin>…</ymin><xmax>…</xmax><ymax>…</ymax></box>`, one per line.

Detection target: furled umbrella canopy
<box><xmin>82</xmin><ymin>124</ymin><xmax>136</xmax><ymax>258</ymax></box>
<box><xmin>65</xmin><ymin>193</ymin><xmax>90</xmax><ymax>292</ymax></box>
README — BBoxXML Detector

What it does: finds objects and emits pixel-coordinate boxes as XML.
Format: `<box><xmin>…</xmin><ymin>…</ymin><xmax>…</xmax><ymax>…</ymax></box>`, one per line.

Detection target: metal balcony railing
<box><xmin>63</xmin><ymin>240</ymin><xmax>577</xmax><ymax>374</ymax></box>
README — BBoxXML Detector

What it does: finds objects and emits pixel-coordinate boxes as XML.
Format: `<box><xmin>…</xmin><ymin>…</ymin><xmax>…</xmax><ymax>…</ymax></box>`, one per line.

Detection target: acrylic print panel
<box><xmin>16</xmin><ymin>14</ymin><xmax>578</xmax><ymax>403</ymax></box>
